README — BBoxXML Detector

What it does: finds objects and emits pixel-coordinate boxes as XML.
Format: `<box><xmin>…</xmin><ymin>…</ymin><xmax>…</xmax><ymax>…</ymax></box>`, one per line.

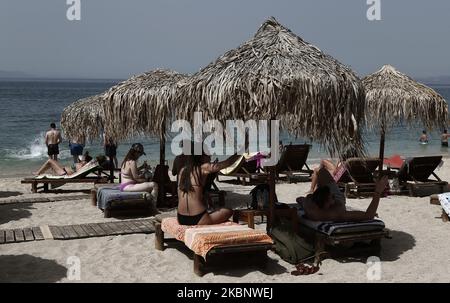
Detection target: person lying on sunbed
<box><xmin>177</xmin><ymin>152</ymin><xmax>241</xmax><ymax>226</ymax></box>
<box><xmin>32</xmin><ymin>152</ymin><xmax>92</xmax><ymax>176</ymax></box>
<box><xmin>298</xmin><ymin>167</ymin><xmax>388</xmax><ymax>222</ymax></box>
<box><xmin>307</xmin><ymin>147</ymin><xmax>359</xmax><ymax>194</ymax></box>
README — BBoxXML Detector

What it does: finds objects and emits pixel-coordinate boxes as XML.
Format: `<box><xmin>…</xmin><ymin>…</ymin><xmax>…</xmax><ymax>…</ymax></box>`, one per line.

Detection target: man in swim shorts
<box><xmin>45</xmin><ymin>123</ymin><xmax>62</xmax><ymax>161</ymax></box>
<box><xmin>69</xmin><ymin>136</ymin><xmax>85</xmax><ymax>163</ymax></box>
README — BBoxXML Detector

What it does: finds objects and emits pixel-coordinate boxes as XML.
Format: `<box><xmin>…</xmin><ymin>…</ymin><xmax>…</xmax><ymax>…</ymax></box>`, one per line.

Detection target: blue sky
<box><xmin>1</xmin><ymin>0</ymin><xmax>449</xmax><ymax>79</ymax></box>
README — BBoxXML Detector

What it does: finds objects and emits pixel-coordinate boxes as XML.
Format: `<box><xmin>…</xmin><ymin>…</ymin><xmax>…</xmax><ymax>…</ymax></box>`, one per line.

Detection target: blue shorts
<box><xmin>70</xmin><ymin>143</ymin><xmax>84</xmax><ymax>156</ymax></box>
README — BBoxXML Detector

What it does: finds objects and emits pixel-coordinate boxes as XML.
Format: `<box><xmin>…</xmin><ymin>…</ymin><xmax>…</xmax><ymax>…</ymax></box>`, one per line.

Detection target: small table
<box><xmin>233</xmin><ymin>209</ymin><xmax>268</xmax><ymax>229</ymax></box>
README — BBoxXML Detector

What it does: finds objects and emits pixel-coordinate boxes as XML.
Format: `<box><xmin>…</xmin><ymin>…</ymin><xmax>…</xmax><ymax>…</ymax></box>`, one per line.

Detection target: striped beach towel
<box><xmin>297</xmin><ymin>209</ymin><xmax>385</xmax><ymax>236</ymax></box>
<box><xmin>161</xmin><ymin>217</ymin><xmax>273</xmax><ymax>259</ymax></box>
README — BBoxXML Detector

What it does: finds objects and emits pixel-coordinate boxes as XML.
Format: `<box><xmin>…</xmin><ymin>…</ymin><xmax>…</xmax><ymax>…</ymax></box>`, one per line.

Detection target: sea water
<box><xmin>0</xmin><ymin>79</ymin><xmax>449</xmax><ymax>177</ymax></box>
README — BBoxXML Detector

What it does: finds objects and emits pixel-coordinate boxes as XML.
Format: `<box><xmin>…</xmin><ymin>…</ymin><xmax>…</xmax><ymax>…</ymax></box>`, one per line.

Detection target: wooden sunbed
<box><xmin>91</xmin><ymin>186</ymin><xmax>156</xmax><ymax>218</ymax></box>
<box><xmin>276</xmin><ymin>144</ymin><xmax>313</xmax><ymax>182</ymax></box>
<box><xmin>338</xmin><ymin>158</ymin><xmax>380</xmax><ymax>198</ymax></box>
<box><xmin>397</xmin><ymin>156</ymin><xmax>448</xmax><ymax>197</ymax></box>
<box><xmin>276</xmin><ymin>208</ymin><xmax>389</xmax><ymax>264</ymax></box>
<box><xmin>22</xmin><ymin>176</ymin><xmax>108</xmax><ymax>193</ymax></box>
<box><xmin>154</xmin><ymin>219</ymin><xmax>273</xmax><ymax>277</ymax></box>
<box><xmin>21</xmin><ymin>162</ymin><xmax>110</xmax><ymax>193</ymax></box>
<box><xmin>218</xmin><ymin>155</ymin><xmax>266</xmax><ymax>185</ymax></box>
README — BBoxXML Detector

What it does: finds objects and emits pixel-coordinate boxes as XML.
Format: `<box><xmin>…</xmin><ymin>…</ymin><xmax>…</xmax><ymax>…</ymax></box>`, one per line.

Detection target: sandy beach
<box><xmin>1</xmin><ymin>160</ymin><xmax>450</xmax><ymax>283</ymax></box>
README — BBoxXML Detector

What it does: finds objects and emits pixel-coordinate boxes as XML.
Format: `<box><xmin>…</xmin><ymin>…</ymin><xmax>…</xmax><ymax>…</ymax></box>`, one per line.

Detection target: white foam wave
<box><xmin>5</xmin><ymin>132</ymin><xmax>71</xmax><ymax>160</ymax></box>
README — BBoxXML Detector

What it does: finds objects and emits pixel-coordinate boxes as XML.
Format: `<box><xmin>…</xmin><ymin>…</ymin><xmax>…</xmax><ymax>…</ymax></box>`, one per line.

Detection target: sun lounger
<box><xmin>91</xmin><ymin>186</ymin><xmax>157</xmax><ymax>218</ymax></box>
<box><xmin>21</xmin><ymin>161</ymin><xmax>108</xmax><ymax>193</ymax></box>
<box><xmin>397</xmin><ymin>156</ymin><xmax>448</xmax><ymax>197</ymax></box>
<box><xmin>219</xmin><ymin>153</ymin><xmax>267</xmax><ymax>185</ymax></box>
<box><xmin>337</xmin><ymin>158</ymin><xmax>380</xmax><ymax>198</ymax></box>
<box><xmin>276</xmin><ymin>144</ymin><xmax>313</xmax><ymax>182</ymax></box>
<box><xmin>154</xmin><ymin>217</ymin><xmax>273</xmax><ymax>276</ymax></box>
<box><xmin>295</xmin><ymin>208</ymin><xmax>389</xmax><ymax>263</ymax></box>
<box><xmin>430</xmin><ymin>193</ymin><xmax>450</xmax><ymax>222</ymax></box>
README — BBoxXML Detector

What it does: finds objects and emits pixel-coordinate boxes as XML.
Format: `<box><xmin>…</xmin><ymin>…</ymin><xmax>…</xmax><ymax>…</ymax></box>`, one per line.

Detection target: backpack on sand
<box><xmin>270</xmin><ymin>217</ymin><xmax>315</xmax><ymax>265</ymax></box>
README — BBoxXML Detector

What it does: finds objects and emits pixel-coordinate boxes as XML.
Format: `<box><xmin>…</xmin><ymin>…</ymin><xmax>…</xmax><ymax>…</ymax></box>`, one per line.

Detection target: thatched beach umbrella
<box><xmin>175</xmin><ymin>17</ymin><xmax>366</xmax><ymax>228</ymax></box>
<box><xmin>61</xmin><ymin>94</ymin><xmax>105</xmax><ymax>142</ymax></box>
<box><xmin>102</xmin><ymin>69</ymin><xmax>188</xmax><ymax>165</ymax></box>
<box><xmin>363</xmin><ymin>65</ymin><xmax>448</xmax><ymax>170</ymax></box>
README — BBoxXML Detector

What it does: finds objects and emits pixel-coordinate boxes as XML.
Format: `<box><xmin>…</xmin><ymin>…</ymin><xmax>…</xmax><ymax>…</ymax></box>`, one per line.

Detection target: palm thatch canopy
<box><xmin>363</xmin><ymin>65</ymin><xmax>448</xmax><ymax>130</ymax></box>
<box><xmin>102</xmin><ymin>69</ymin><xmax>189</xmax><ymax>141</ymax></box>
<box><xmin>61</xmin><ymin>94</ymin><xmax>105</xmax><ymax>141</ymax></box>
<box><xmin>175</xmin><ymin>17</ymin><xmax>366</xmax><ymax>156</ymax></box>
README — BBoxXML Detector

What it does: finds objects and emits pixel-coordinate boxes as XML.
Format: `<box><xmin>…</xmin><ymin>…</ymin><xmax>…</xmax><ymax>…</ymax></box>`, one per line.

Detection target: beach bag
<box><xmin>249</xmin><ymin>184</ymin><xmax>271</xmax><ymax>209</ymax></box>
<box><xmin>270</xmin><ymin>217</ymin><xmax>314</xmax><ymax>264</ymax></box>
<box><xmin>249</xmin><ymin>184</ymin><xmax>290</xmax><ymax>210</ymax></box>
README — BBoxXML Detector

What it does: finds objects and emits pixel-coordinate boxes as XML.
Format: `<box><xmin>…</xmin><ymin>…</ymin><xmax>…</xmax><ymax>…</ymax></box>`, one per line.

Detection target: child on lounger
<box><xmin>32</xmin><ymin>152</ymin><xmax>92</xmax><ymax>176</ymax></box>
<box><xmin>299</xmin><ymin>167</ymin><xmax>388</xmax><ymax>222</ymax></box>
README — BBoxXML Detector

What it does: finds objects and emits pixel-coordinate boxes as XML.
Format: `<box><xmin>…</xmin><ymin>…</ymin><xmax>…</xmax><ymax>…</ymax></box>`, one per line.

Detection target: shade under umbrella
<box><xmin>363</xmin><ymin>65</ymin><xmax>448</xmax><ymax>170</ymax></box>
<box><xmin>61</xmin><ymin>94</ymin><xmax>105</xmax><ymax>142</ymax></box>
<box><xmin>175</xmin><ymin>17</ymin><xmax>366</xmax><ymax>228</ymax></box>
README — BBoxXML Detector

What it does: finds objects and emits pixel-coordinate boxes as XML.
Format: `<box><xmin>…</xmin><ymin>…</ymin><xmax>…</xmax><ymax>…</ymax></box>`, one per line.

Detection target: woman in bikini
<box><xmin>120</xmin><ymin>143</ymin><xmax>158</xmax><ymax>200</ymax></box>
<box><xmin>33</xmin><ymin>152</ymin><xmax>92</xmax><ymax>176</ymax></box>
<box><xmin>177</xmin><ymin>152</ymin><xmax>241</xmax><ymax>226</ymax></box>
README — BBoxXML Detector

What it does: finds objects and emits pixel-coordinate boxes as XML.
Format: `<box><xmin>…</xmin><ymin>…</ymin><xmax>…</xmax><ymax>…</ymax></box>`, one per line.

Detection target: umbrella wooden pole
<box><xmin>267</xmin><ymin>119</ymin><xmax>275</xmax><ymax>232</ymax></box>
<box><xmin>378</xmin><ymin>125</ymin><xmax>385</xmax><ymax>173</ymax></box>
<box><xmin>160</xmin><ymin>135</ymin><xmax>166</xmax><ymax>165</ymax></box>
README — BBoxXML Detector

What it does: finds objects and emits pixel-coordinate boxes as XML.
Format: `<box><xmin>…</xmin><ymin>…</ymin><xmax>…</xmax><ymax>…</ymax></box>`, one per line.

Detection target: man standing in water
<box><xmin>45</xmin><ymin>123</ymin><xmax>62</xmax><ymax>161</ymax></box>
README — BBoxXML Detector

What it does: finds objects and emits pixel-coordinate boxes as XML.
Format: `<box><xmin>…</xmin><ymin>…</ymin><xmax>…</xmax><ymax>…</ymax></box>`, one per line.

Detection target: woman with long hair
<box><xmin>120</xmin><ymin>143</ymin><xmax>158</xmax><ymax>200</ymax></box>
<box><xmin>177</xmin><ymin>150</ymin><xmax>240</xmax><ymax>226</ymax></box>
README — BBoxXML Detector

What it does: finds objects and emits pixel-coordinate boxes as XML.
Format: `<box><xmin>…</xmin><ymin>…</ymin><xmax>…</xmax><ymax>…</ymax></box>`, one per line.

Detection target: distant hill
<box><xmin>416</xmin><ymin>76</ymin><xmax>450</xmax><ymax>86</ymax></box>
<box><xmin>0</xmin><ymin>70</ymin><xmax>35</xmax><ymax>79</ymax></box>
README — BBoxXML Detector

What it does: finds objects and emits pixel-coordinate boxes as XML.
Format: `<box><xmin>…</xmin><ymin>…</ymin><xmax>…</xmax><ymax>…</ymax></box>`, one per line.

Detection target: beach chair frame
<box><xmin>218</xmin><ymin>157</ymin><xmax>266</xmax><ymax>186</ymax></box>
<box><xmin>397</xmin><ymin>156</ymin><xmax>448</xmax><ymax>197</ymax></box>
<box><xmin>337</xmin><ymin>158</ymin><xmax>380</xmax><ymax>198</ymax></box>
<box><xmin>90</xmin><ymin>187</ymin><xmax>156</xmax><ymax>218</ymax></box>
<box><xmin>21</xmin><ymin>176</ymin><xmax>108</xmax><ymax>193</ymax></box>
<box><xmin>154</xmin><ymin>222</ymin><xmax>273</xmax><ymax>277</ymax></box>
<box><xmin>297</xmin><ymin>223</ymin><xmax>390</xmax><ymax>264</ymax></box>
<box><xmin>276</xmin><ymin>144</ymin><xmax>313</xmax><ymax>183</ymax></box>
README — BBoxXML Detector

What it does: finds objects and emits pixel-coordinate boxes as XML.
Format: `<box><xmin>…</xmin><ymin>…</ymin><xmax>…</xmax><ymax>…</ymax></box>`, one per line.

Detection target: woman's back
<box><xmin>177</xmin><ymin>166</ymin><xmax>207</xmax><ymax>216</ymax></box>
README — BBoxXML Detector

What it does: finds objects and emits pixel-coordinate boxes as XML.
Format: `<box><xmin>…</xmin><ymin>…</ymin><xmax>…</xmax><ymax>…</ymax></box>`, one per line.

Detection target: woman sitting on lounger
<box><xmin>120</xmin><ymin>143</ymin><xmax>158</xmax><ymax>200</ymax></box>
<box><xmin>33</xmin><ymin>152</ymin><xmax>92</xmax><ymax>176</ymax></box>
<box><xmin>300</xmin><ymin>167</ymin><xmax>388</xmax><ymax>222</ymax></box>
<box><xmin>177</xmin><ymin>150</ymin><xmax>241</xmax><ymax>226</ymax></box>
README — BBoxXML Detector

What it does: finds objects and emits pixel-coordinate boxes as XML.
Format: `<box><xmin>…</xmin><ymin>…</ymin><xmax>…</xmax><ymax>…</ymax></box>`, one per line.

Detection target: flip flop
<box><xmin>291</xmin><ymin>263</ymin><xmax>320</xmax><ymax>275</ymax></box>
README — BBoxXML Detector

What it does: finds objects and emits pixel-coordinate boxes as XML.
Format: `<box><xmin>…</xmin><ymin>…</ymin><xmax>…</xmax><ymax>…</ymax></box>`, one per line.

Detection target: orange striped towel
<box><xmin>161</xmin><ymin>217</ymin><xmax>273</xmax><ymax>259</ymax></box>
<box><xmin>161</xmin><ymin>217</ymin><xmax>239</xmax><ymax>241</ymax></box>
